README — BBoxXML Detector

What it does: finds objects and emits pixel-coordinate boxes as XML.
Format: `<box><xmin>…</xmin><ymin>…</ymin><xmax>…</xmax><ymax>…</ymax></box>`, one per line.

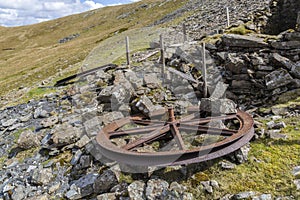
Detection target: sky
<box><xmin>0</xmin><ymin>0</ymin><xmax>140</xmax><ymax>27</ymax></box>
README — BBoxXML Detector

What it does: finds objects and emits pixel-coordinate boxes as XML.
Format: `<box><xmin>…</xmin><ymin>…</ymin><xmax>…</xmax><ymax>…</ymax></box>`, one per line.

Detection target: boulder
<box><xmin>128</xmin><ymin>181</ymin><xmax>146</xmax><ymax>200</ymax></box>
<box><xmin>51</xmin><ymin>124</ymin><xmax>82</xmax><ymax>147</ymax></box>
<box><xmin>271</xmin><ymin>41</ymin><xmax>300</xmax><ymax>50</ymax></box>
<box><xmin>93</xmin><ymin>170</ymin><xmax>118</xmax><ymax>194</ymax></box>
<box><xmin>146</xmin><ymin>179</ymin><xmax>169</xmax><ymax>200</ymax></box>
<box><xmin>225</xmin><ymin>53</ymin><xmax>246</xmax><ymax>74</ymax></box>
<box><xmin>265</xmin><ymin>69</ymin><xmax>294</xmax><ymax>89</ymax></box>
<box><xmin>144</xmin><ymin>73</ymin><xmax>161</xmax><ymax>89</ymax></box>
<box><xmin>200</xmin><ymin>98</ymin><xmax>237</xmax><ymax>114</ymax></box>
<box><xmin>221</xmin><ymin>34</ymin><xmax>269</xmax><ymax>48</ymax></box>
<box><xmin>17</xmin><ymin>129</ymin><xmax>40</xmax><ymax>150</ymax></box>
<box><xmin>68</xmin><ymin>173</ymin><xmax>99</xmax><ymax>199</ymax></box>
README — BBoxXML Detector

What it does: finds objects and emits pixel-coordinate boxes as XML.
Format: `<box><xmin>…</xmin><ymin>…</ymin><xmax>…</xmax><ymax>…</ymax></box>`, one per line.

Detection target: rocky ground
<box><xmin>0</xmin><ymin>0</ymin><xmax>300</xmax><ymax>199</ymax></box>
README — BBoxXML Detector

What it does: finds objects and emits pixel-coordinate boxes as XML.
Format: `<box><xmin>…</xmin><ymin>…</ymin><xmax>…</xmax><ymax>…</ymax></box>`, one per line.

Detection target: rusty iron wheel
<box><xmin>96</xmin><ymin>107</ymin><xmax>254</xmax><ymax>166</ymax></box>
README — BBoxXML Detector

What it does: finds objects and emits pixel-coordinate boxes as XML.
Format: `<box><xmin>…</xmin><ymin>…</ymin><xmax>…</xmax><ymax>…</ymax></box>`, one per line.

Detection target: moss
<box><xmin>119</xmin><ymin>172</ymin><xmax>134</xmax><ymax>184</ymax></box>
<box><xmin>0</xmin><ymin>156</ymin><xmax>7</xmax><ymax>169</ymax></box>
<box><xmin>203</xmin><ymin>34</ymin><xmax>222</xmax><ymax>44</ymax></box>
<box><xmin>225</xmin><ymin>25</ymin><xmax>254</xmax><ymax>35</ymax></box>
<box><xmin>16</xmin><ymin>147</ymin><xmax>39</xmax><ymax>163</ymax></box>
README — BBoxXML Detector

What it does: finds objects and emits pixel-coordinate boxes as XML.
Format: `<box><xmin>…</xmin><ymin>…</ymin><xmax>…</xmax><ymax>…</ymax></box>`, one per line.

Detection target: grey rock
<box><xmin>222</xmin><ymin>34</ymin><xmax>268</xmax><ymax>48</ymax></box>
<box><xmin>234</xmin><ymin>144</ymin><xmax>250</xmax><ymax>164</ymax></box>
<box><xmin>183</xmin><ymin>192</ymin><xmax>194</xmax><ymax>200</ymax></box>
<box><xmin>200</xmin><ymin>98</ymin><xmax>237</xmax><ymax>114</ymax></box>
<box><xmin>34</xmin><ymin>107</ymin><xmax>49</xmax><ymax>118</ymax></box>
<box><xmin>272</xmin><ymin>53</ymin><xmax>296</xmax><ymax>71</ymax></box>
<box><xmin>268</xmin><ymin>130</ymin><xmax>288</xmax><ymax>139</ymax></box>
<box><xmin>201</xmin><ymin>181</ymin><xmax>213</xmax><ymax>193</ymax></box>
<box><xmin>93</xmin><ymin>170</ymin><xmax>118</xmax><ymax>194</ymax></box>
<box><xmin>40</xmin><ymin>116</ymin><xmax>58</xmax><ymax>128</ymax></box>
<box><xmin>210</xmin><ymin>82</ymin><xmax>228</xmax><ymax>99</ymax></box>
<box><xmin>169</xmin><ymin>182</ymin><xmax>185</xmax><ymax>195</ymax></box>
<box><xmin>146</xmin><ymin>179</ymin><xmax>169</xmax><ymax>200</ymax></box>
<box><xmin>11</xmin><ymin>185</ymin><xmax>26</xmax><ymax>200</ymax></box>
<box><xmin>31</xmin><ymin>167</ymin><xmax>54</xmax><ymax>186</ymax></box>
<box><xmin>292</xmin><ymin>166</ymin><xmax>300</xmax><ymax>177</ymax></box>
<box><xmin>220</xmin><ymin>160</ymin><xmax>236</xmax><ymax>169</ymax></box>
<box><xmin>232</xmin><ymin>191</ymin><xmax>256</xmax><ymax>199</ymax></box>
<box><xmin>271</xmin><ymin>41</ymin><xmax>300</xmax><ymax>50</ymax></box>
<box><xmin>70</xmin><ymin>173</ymin><xmax>99</xmax><ymax>199</ymax></box>
<box><xmin>210</xmin><ymin>180</ymin><xmax>219</xmax><ymax>188</ymax></box>
<box><xmin>78</xmin><ymin>155</ymin><xmax>91</xmax><ymax>169</ymax></box>
<box><xmin>19</xmin><ymin>113</ymin><xmax>32</xmax><ymax>122</ymax></box>
<box><xmin>101</xmin><ymin>112</ymin><xmax>124</xmax><ymax>125</ymax></box>
<box><xmin>294</xmin><ymin>179</ymin><xmax>300</xmax><ymax>190</ymax></box>
<box><xmin>98</xmin><ymin>86</ymin><xmax>114</xmax><ymax>103</ymax></box>
<box><xmin>75</xmin><ymin>135</ymin><xmax>90</xmax><ymax>148</ymax></box>
<box><xmin>134</xmin><ymin>95</ymin><xmax>156</xmax><ymax>117</ymax></box>
<box><xmin>266</xmin><ymin>121</ymin><xmax>286</xmax><ymax>129</ymax></box>
<box><xmin>225</xmin><ymin>53</ymin><xmax>246</xmax><ymax>74</ymax></box>
<box><xmin>48</xmin><ymin>182</ymin><xmax>61</xmax><ymax>194</ymax></box>
<box><xmin>2</xmin><ymin>118</ymin><xmax>18</xmax><ymax>127</ymax></box>
<box><xmin>65</xmin><ymin>187</ymin><xmax>80</xmax><ymax>200</ymax></box>
<box><xmin>3</xmin><ymin>183</ymin><xmax>14</xmax><ymax>193</ymax></box>
<box><xmin>144</xmin><ymin>73</ymin><xmax>161</xmax><ymax>89</ymax></box>
<box><xmin>8</xmin><ymin>123</ymin><xmax>23</xmax><ymax>131</ymax></box>
<box><xmin>97</xmin><ymin>193</ymin><xmax>116</xmax><ymax>200</ymax></box>
<box><xmin>51</xmin><ymin>124</ymin><xmax>82</xmax><ymax>147</ymax></box>
<box><xmin>83</xmin><ymin>116</ymin><xmax>102</xmax><ymax>137</ymax></box>
<box><xmin>96</xmin><ymin>70</ymin><xmax>112</xmax><ymax>81</ymax></box>
<box><xmin>17</xmin><ymin>129</ymin><xmax>40</xmax><ymax>149</ymax></box>
<box><xmin>265</xmin><ymin>69</ymin><xmax>293</xmax><ymax>90</ymax></box>
<box><xmin>85</xmin><ymin>139</ymin><xmax>104</xmax><ymax>161</ymax></box>
<box><xmin>174</xmin><ymin>100</ymin><xmax>193</xmax><ymax>115</ymax></box>
<box><xmin>271</xmin><ymin>54</ymin><xmax>300</xmax><ymax>80</ymax></box>
<box><xmin>128</xmin><ymin>181</ymin><xmax>146</xmax><ymax>200</ymax></box>
<box><xmin>252</xmin><ymin>194</ymin><xmax>272</xmax><ymax>200</ymax></box>
<box><xmin>271</xmin><ymin>107</ymin><xmax>288</xmax><ymax>115</ymax></box>
<box><xmin>284</xmin><ymin>32</ymin><xmax>300</xmax><ymax>41</ymax></box>
<box><xmin>71</xmin><ymin>150</ymin><xmax>83</xmax><ymax>165</ymax></box>
<box><xmin>231</xmin><ymin>80</ymin><xmax>252</xmax><ymax>89</ymax></box>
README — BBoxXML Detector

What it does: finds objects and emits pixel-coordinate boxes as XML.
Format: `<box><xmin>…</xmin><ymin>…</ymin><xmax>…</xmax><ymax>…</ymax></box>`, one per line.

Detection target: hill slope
<box><xmin>0</xmin><ymin>0</ymin><xmax>187</xmax><ymax>99</ymax></box>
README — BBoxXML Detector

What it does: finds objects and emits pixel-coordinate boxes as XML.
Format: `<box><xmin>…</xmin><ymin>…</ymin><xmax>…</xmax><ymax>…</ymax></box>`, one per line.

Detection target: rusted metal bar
<box><xmin>122</xmin><ymin>125</ymin><xmax>170</xmax><ymax>150</ymax></box>
<box><xmin>54</xmin><ymin>63</ymin><xmax>117</xmax><ymax>86</ymax></box>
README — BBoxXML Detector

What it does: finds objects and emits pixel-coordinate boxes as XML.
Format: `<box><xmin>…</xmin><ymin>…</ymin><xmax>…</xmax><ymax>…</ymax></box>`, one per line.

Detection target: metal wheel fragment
<box><xmin>96</xmin><ymin>107</ymin><xmax>254</xmax><ymax>166</ymax></box>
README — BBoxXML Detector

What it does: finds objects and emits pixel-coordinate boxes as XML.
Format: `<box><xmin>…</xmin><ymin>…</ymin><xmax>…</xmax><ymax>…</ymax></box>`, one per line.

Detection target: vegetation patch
<box><xmin>183</xmin><ymin>116</ymin><xmax>300</xmax><ymax>198</ymax></box>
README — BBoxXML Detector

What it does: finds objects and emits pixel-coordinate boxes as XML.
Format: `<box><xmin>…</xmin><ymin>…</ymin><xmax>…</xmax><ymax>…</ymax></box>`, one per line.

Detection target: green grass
<box><xmin>0</xmin><ymin>0</ymin><xmax>189</xmax><ymax>105</ymax></box>
<box><xmin>184</xmin><ymin>116</ymin><xmax>300</xmax><ymax>198</ymax></box>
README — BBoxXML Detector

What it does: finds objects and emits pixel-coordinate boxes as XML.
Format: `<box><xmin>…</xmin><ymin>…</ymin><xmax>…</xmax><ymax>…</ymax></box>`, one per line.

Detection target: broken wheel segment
<box><xmin>96</xmin><ymin>107</ymin><xmax>254</xmax><ymax>166</ymax></box>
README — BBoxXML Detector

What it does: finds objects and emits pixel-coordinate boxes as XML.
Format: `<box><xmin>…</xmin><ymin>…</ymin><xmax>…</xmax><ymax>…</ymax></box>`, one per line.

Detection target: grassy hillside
<box><xmin>0</xmin><ymin>0</ymin><xmax>187</xmax><ymax>100</ymax></box>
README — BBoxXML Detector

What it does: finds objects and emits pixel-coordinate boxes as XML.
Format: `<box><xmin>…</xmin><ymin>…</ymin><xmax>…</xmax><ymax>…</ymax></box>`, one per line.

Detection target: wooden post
<box><xmin>296</xmin><ymin>11</ymin><xmax>300</xmax><ymax>32</ymax></box>
<box><xmin>160</xmin><ymin>34</ymin><xmax>165</xmax><ymax>83</ymax></box>
<box><xmin>226</xmin><ymin>7</ymin><xmax>230</xmax><ymax>27</ymax></box>
<box><xmin>125</xmin><ymin>36</ymin><xmax>130</xmax><ymax>67</ymax></box>
<box><xmin>183</xmin><ymin>23</ymin><xmax>187</xmax><ymax>42</ymax></box>
<box><xmin>202</xmin><ymin>42</ymin><xmax>208</xmax><ymax>98</ymax></box>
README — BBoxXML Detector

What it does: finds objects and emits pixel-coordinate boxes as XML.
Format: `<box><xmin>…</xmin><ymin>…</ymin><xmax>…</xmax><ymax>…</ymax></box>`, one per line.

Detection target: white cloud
<box><xmin>0</xmin><ymin>0</ymin><xmax>106</xmax><ymax>27</ymax></box>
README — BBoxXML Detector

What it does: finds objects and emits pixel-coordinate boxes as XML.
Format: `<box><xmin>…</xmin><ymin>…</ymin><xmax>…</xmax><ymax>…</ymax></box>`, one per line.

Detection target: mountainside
<box><xmin>0</xmin><ymin>0</ymin><xmax>187</xmax><ymax>101</ymax></box>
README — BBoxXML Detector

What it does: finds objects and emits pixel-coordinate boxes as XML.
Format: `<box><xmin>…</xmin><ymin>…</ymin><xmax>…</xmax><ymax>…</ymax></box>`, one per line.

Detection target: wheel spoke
<box><xmin>109</xmin><ymin>124</ymin><xmax>165</xmax><ymax>138</ymax></box>
<box><xmin>180</xmin><ymin>114</ymin><xmax>237</xmax><ymax>125</ymax></box>
<box><xmin>170</xmin><ymin>124</ymin><xmax>186</xmax><ymax>150</ymax></box>
<box><xmin>122</xmin><ymin>125</ymin><xmax>170</xmax><ymax>150</ymax></box>
<box><xmin>132</xmin><ymin>119</ymin><xmax>165</xmax><ymax>125</ymax></box>
<box><xmin>179</xmin><ymin>124</ymin><xmax>237</xmax><ymax>136</ymax></box>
